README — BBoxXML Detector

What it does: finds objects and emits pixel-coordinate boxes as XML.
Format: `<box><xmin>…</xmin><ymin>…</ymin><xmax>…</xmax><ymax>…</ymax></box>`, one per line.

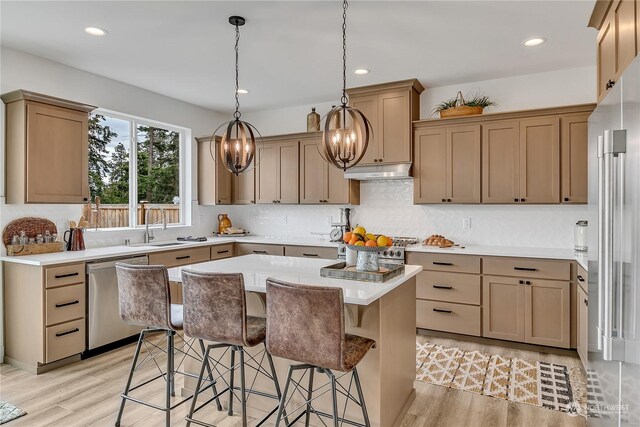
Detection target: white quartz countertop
<box><xmin>167</xmin><ymin>254</ymin><xmax>422</xmax><ymax>306</ymax></box>
<box><xmin>0</xmin><ymin>234</ymin><xmax>588</xmax><ymax>271</ymax></box>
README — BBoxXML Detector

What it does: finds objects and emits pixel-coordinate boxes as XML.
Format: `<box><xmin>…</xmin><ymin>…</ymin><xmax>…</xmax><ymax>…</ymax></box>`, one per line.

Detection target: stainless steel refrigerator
<box><xmin>588</xmin><ymin>55</ymin><xmax>640</xmax><ymax>425</ymax></box>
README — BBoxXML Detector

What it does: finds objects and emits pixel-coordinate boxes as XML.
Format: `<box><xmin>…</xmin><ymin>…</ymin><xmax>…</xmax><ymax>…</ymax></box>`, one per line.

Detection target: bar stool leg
<box><xmin>328</xmin><ymin>370</ymin><xmax>339</xmax><ymax>427</ymax></box>
<box><xmin>304</xmin><ymin>367</ymin><xmax>315</xmax><ymax>427</ymax></box>
<box><xmin>185</xmin><ymin>345</ymin><xmax>211</xmax><ymax>427</ymax></box>
<box><xmin>266</xmin><ymin>349</ymin><xmax>289</xmax><ymax>426</ymax></box>
<box><xmin>274</xmin><ymin>366</ymin><xmax>294</xmax><ymax>427</ymax></box>
<box><xmin>166</xmin><ymin>331</ymin><xmax>173</xmax><ymax>427</ymax></box>
<box><xmin>115</xmin><ymin>330</ymin><xmax>146</xmax><ymax>427</ymax></box>
<box><xmin>168</xmin><ymin>331</ymin><xmax>175</xmax><ymax>397</ymax></box>
<box><xmin>198</xmin><ymin>339</ymin><xmax>223</xmax><ymax>411</ymax></box>
<box><xmin>239</xmin><ymin>349</ymin><xmax>247</xmax><ymax>427</ymax></box>
<box><xmin>228</xmin><ymin>348</ymin><xmax>236</xmax><ymax>416</ymax></box>
<box><xmin>352</xmin><ymin>368</ymin><xmax>371</xmax><ymax>427</ymax></box>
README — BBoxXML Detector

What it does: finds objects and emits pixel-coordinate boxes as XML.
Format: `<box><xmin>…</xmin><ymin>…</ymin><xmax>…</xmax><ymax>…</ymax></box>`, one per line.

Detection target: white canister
<box><xmin>574</xmin><ymin>220</ymin><xmax>588</xmax><ymax>252</ymax></box>
<box><xmin>345</xmin><ymin>247</ymin><xmax>357</xmax><ymax>266</ymax></box>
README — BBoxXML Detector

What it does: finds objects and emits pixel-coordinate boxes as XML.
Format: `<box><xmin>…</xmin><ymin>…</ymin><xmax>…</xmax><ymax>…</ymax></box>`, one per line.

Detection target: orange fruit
<box><xmin>365</xmin><ymin>240</ymin><xmax>377</xmax><ymax>247</ymax></box>
<box><xmin>349</xmin><ymin>237</ymin><xmax>359</xmax><ymax>245</ymax></box>
<box><xmin>386</xmin><ymin>237</ymin><xmax>393</xmax><ymax>246</ymax></box>
<box><xmin>343</xmin><ymin>232</ymin><xmax>354</xmax><ymax>243</ymax></box>
<box><xmin>354</xmin><ymin>241</ymin><xmax>365</xmax><ymax>246</ymax></box>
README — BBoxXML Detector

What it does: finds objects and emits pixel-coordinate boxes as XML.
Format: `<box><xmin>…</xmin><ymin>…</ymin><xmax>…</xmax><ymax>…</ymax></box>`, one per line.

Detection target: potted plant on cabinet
<box><xmin>434</xmin><ymin>91</ymin><xmax>496</xmax><ymax>118</ymax></box>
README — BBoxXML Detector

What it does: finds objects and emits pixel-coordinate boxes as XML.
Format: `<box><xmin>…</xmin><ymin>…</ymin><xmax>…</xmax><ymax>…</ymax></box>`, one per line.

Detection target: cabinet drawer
<box><xmin>576</xmin><ymin>264</ymin><xmax>588</xmax><ymax>294</ymax></box>
<box><xmin>483</xmin><ymin>257</ymin><xmax>570</xmax><ymax>280</ymax></box>
<box><xmin>416</xmin><ymin>271</ymin><xmax>480</xmax><ymax>305</ymax></box>
<box><xmin>236</xmin><ymin>243</ymin><xmax>284</xmax><ymax>256</ymax></box>
<box><xmin>45</xmin><ymin>263</ymin><xmax>85</xmax><ymax>288</ymax></box>
<box><xmin>45</xmin><ymin>318</ymin><xmax>85</xmax><ymax>363</ymax></box>
<box><xmin>210</xmin><ymin>243</ymin><xmax>234</xmax><ymax>260</ymax></box>
<box><xmin>46</xmin><ymin>284</ymin><xmax>85</xmax><ymax>326</ymax></box>
<box><xmin>406</xmin><ymin>252</ymin><xmax>480</xmax><ymax>274</ymax></box>
<box><xmin>417</xmin><ymin>300</ymin><xmax>481</xmax><ymax>336</ymax></box>
<box><xmin>149</xmin><ymin>247</ymin><xmax>210</xmax><ymax>268</ymax></box>
<box><xmin>284</xmin><ymin>245</ymin><xmax>337</xmax><ymax>260</ymax></box>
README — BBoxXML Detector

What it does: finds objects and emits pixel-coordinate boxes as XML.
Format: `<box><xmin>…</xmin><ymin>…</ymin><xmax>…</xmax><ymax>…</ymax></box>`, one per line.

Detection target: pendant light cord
<box><xmin>234</xmin><ymin>22</ymin><xmax>241</xmax><ymax>119</ymax></box>
<box><xmin>341</xmin><ymin>0</ymin><xmax>348</xmax><ymax>106</ymax></box>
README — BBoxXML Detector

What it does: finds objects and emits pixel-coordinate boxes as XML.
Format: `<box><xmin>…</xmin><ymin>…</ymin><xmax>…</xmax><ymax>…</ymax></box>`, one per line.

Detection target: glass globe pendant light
<box><xmin>211</xmin><ymin>16</ymin><xmax>261</xmax><ymax>175</ymax></box>
<box><xmin>319</xmin><ymin>0</ymin><xmax>372</xmax><ymax>171</ymax></box>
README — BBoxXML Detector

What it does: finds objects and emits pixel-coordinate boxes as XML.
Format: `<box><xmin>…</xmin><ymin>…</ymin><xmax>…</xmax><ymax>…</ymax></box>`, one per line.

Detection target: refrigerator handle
<box><xmin>597</xmin><ymin>135</ymin><xmax>604</xmax><ymax>351</ymax></box>
<box><xmin>601</xmin><ymin>129</ymin><xmax>627</xmax><ymax>362</ymax></box>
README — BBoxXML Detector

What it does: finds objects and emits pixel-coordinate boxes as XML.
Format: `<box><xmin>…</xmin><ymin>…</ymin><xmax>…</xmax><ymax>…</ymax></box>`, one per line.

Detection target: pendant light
<box><xmin>211</xmin><ymin>16</ymin><xmax>261</xmax><ymax>175</ymax></box>
<box><xmin>319</xmin><ymin>0</ymin><xmax>372</xmax><ymax>171</ymax></box>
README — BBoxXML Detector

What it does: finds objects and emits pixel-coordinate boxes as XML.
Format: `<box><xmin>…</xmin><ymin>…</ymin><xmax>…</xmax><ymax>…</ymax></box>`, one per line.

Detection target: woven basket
<box><xmin>438</xmin><ymin>91</ymin><xmax>485</xmax><ymax>118</ymax></box>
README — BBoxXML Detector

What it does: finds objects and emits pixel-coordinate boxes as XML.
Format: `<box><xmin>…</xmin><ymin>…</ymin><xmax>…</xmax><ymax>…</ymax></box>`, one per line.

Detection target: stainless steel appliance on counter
<box><xmin>587</xmin><ymin>55</ymin><xmax>640</xmax><ymax>425</ymax></box>
<box><xmin>337</xmin><ymin>237</ymin><xmax>418</xmax><ymax>265</ymax></box>
<box><xmin>85</xmin><ymin>255</ymin><xmax>148</xmax><ymax>355</ymax></box>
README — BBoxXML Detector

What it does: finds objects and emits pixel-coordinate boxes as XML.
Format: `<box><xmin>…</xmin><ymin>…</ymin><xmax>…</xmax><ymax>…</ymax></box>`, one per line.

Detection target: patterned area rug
<box><xmin>416</xmin><ymin>342</ymin><xmax>587</xmax><ymax>417</ymax></box>
<box><xmin>0</xmin><ymin>401</ymin><xmax>26</xmax><ymax>424</ymax></box>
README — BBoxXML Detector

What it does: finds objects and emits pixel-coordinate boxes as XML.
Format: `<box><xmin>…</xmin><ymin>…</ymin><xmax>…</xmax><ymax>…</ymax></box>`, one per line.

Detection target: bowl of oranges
<box><xmin>343</xmin><ymin>225</ymin><xmax>393</xmax><ymax>253</ymax></box>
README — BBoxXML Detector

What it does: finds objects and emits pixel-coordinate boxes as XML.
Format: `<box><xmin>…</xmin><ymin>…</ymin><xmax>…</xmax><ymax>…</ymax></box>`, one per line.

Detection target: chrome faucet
<box><xmin>144</xmin><ymin>205</ymin><xmax>167</xmax><ymax>243</ymax></box>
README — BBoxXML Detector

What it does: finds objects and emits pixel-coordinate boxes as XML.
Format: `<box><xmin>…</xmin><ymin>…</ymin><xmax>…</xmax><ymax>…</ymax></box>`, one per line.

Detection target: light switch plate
<box><xmin>462</xmin><ymin>217</ymin><xmax>471</xmax><ymax>229</ymax></box>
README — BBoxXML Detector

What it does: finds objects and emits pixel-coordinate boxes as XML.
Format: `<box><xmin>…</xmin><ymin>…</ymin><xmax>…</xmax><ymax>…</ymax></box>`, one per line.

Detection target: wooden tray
<box><xmin>320</xmin><ymin>262</ymin><xmax>405</xmax><ymax>283</ymax></box>
<box><xmin>2</xmin><ymin>217</ymin><xmax>58</xmax><ymax>246</ymax></box>
<box><xmin>6</xmin><ymin>242</ymin><xmax>64</xmax><ymax>256</ymax></box>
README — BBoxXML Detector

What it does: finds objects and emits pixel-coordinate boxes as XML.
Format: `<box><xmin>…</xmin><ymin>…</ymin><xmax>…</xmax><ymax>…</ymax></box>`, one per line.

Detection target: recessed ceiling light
<box><xmin>522</xmin><ymin>37</ymin><xmax>547</xmax><ymax>47</ymax></box>
<box><xmin>84</xmin><ymin>27</ymin><xmax>108</xmax><ymax>36</ymax></box>
<box><xmin>354</xmin><ymin>68</ymin><xmax>370</xmax><ymax>75</ymax></box>
<box><xmin>237</xmin><ymin>89</ymin><xmax>249</xmax><ymax>94</ymax></box>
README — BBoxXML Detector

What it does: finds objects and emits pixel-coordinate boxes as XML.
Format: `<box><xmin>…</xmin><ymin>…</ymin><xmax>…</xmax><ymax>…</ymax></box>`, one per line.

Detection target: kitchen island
<box><xmin>167</xmin><ymin>254</ymin><xmax>422</xmax><ymax>427</ymax></box>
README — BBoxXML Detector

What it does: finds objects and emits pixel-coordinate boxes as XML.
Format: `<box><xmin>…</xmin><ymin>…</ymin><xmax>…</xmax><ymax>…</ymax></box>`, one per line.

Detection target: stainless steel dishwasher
<box><xmin>85</xmin><ymin>255</ymin><xmax>148</xmax><ymax>353</ymax></box>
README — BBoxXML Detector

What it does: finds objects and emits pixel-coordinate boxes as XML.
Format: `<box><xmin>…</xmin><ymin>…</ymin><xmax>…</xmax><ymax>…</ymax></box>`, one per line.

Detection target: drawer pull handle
<box><xmin>217</xmin><ymin>250</ymin><xmax>230</xmax><ymax>254</ymax></box>
<box><xmin>432</xmin><ymin>285</ymin><xmax>453</xmax><ymax>290</ymax></box>
<box><xmin>253</xmin><ymin>250</ymin><xmax>268</xmax><ymax>254</ymax></box>
<box><xmin>56</xmin><ymin>328</ymin><xmax>80</xmax><ymax>337</ymax></box>
<box><xmin>432</xmin><ymin>262</ymin><xmax>453</xmax><ymax>266</ymax></box>
<box><xmin>55</xmin><ymin>300</ymin><xmax>80</xmax><ymax>308</ymax></box>
<box><xmin>303</xmin><ymin>253</ymin><xmax>319</xmax><ymax>257</ymax></box>
<box><xmin>514</xmin><ymin>267</ymin><xmax>537</xmax><ymax>272</ymax></box>
<box><xmin>54</xmin><ymin>272</ymin><xmax>79</xmax><ymax>279</ymax></box>
<box><xmin>176</xmin><ymin>255</ymin><xmax>191</xmax><ymax>260</ymax></box>
<box><xmin>577</xmin><ymin>275</ymin><xmax>585</xmax><ymax>282</ymax></box>
<box><xmin>433</xmin><ymin>308</ymin><xmax>452</xmax><ymax>314</ymax></box>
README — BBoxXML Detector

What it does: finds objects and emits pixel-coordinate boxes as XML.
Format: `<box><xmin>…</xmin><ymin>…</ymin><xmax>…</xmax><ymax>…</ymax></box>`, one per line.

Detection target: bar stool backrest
<box><xmin>115</xmin><ymin>263</ymin><xmax>175</xmax><ymax>330</ymax></box>
<box><xmin>266</xmin><ymin>278</ymin><xmax>346</xmax><ymax>371</ymax></box>
<box><xmin>181</xmin><ymin>270</ymin><xmax>249</xmax><ymax>346</ymax></box>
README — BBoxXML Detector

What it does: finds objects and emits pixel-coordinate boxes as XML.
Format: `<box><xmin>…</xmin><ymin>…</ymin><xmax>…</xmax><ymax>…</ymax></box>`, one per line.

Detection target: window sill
<box><xmin>85</xmin><ymin>224</ymin><xmax>191</xmax><ymax>233</ymax></box>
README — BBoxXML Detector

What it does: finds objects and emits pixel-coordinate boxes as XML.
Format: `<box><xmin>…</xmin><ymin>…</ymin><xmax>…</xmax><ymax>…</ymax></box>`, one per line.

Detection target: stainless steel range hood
<box><xmin>343</xmin><ymin>163</ymin><xmax>412</xmax><ymax>180</ymax></box>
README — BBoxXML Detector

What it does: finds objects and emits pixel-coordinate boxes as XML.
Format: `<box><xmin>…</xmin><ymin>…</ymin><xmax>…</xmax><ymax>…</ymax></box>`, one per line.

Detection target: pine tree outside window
<box><xmin>87</xmin><ymin>110</ymin><xmax>189</xmax><ymax>229</ymax></box>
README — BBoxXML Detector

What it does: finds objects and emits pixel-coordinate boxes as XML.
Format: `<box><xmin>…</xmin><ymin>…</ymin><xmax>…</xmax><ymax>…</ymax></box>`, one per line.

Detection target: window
<box><xmin>87</xmin><ymin>110</ymin><xmax>190</xmax><ymax>229</ymax></box>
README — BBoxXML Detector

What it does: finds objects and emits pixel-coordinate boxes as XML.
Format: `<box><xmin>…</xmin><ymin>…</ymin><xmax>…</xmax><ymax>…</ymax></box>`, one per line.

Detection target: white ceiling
<box><xmin>1</xmin><ymin>1</ymin><xmax>596</xmax><ymax>113</ymax></box>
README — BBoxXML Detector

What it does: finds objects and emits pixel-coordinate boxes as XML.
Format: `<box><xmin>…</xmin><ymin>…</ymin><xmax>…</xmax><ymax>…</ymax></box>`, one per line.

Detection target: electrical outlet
<box><xmin>462</xmin><ymin>217</ymin><xmax>471</xmax><ymax>229</ymax></box>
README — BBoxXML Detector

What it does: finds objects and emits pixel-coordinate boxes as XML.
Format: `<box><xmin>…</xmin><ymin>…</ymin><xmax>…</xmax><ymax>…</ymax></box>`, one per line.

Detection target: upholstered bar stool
<box><xmin>266</xmin><ymin>278</ymin><xmax>375</xmax><ymax>427</ymax></box>
<box><xmin>114</xmin><ymin>263</ymin><xmax>222</xmax><ymax>427</ymax></box>
<box><xmin>181</xmin><ymin>270</ymin><xmax>286</xmax><ymax>427</ymax></box>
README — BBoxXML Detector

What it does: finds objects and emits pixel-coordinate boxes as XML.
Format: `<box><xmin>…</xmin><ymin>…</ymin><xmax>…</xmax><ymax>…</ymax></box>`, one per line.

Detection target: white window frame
<box><xmin>91</xmin><ymin>108</ymin><xmax>192</xmax><ymax>230</ymax></box>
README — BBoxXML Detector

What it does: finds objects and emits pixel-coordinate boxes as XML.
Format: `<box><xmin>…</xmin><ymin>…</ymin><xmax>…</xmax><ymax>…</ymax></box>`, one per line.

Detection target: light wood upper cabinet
<box><xmin>519</xmin><ymin>117</ymin><xmax>560</xmax><ymax>204</ymax></box>
<box><xmin>233</xmin><ymin>167</ymin><xmax>255</xmax><ymax>204</ymax></box>
<box><xmin>577</xmin><ymin>285</ymin><xmax>589</xmax><ymax>365</ymax></box>
<box><xmin>413</xmin><ymin>127</ymin><xmax>447</xmax><ymax>203</ymax></box>
<box><xmin>347</xmin><ymin>79</ymin><xmax>424</xmax><ymax>165</ymax></box>
<box><xmin>483</xmin><ymin>276</ymin><xmax>526</xmax><ymax>342</ymax></box>
<box><xmin>598</xmin><ymin>10</ymin><xmax>618</xmax><ymax>101</ymax></box>
<box><xmin>2</xmin><ymin>90</ymin><xmax>95</xmax><ymax>204</ymax></box>
<box><xmin>561</xmin><ymin>114</ymin><xmax>589</xmax><ymax>204</ymax></box>
<box><xmin>525</xmin><ymin>279</ymin><xmax>570</xmax><ymax>348</ymax></box>
<box><xmin>256</xmin><ymin>139</ymin><xmax>299</xmax><ymax>204</ymax></box>
<box><xmin>482</xmin><ymin>121</ymin><xmax>520</xmax><ymax>203</ymax></box>
<box><xmin>299</xmin><ymin>137</ymin><xmax>359</xmax><ymax>205</ymax></box>
<box><xmin>447</xmin><ymin>125</ymin><xmax>481</xmax><ymax>203</ymax></box>
<box><xmin>196</xmin><ymin>137</ymin><xmax>232</xmax><ymax>205</ymax></box>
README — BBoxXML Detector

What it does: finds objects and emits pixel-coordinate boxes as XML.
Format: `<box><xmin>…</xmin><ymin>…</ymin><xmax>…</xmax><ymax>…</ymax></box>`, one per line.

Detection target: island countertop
<box><xmin>167</xmin><ymin>254</ymin><xmax>423</xmax><ymax>306</ymax></box>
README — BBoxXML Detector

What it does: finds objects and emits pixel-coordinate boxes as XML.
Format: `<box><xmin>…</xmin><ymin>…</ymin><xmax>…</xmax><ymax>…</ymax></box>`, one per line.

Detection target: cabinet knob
<box><xmin>584</xmin><ymin>299</ymin><xmax>588</xmax><ymax>306</ymax></box>
<box><xmin>564</xmin><ymin>197</ymin><xmax>569</xmax><ymax>202</ymax></box>
<box><xmin>379</xmin><ymin>158</ymin><xmax>383</xmax><ymax>162</ymax></box>
<box><xmin>525</xmin><ymin>281</ymin><xmax>531</xmax><ymax>285</ymax></box>
<box><xmin>83</xmin><ymin>197</ymin><xmax>88</xmax><ymax>201</ymax></box>
<box><xmin>514</xmin><ymin>198</ymin><xmax>519</xmax><ymax>202</ymax></box>
<box><xmin>519</xmin><ymin>280</ymin><xmax>524</xmax><ymax>284</ymax></box>
<box><xmin>441</xmin><ymin>198</ymin><xmax>446</xmax><ymax>202</ymax></box>
<box><xmin>520</xmin><ymin>198</ymin><xmax>525</xmax><ymax>202</ymax></box>
<box><xmin>606</xmin><ymin>79</ymin><xmax>616</xmax><ymax>90</ymax></box>
<box><xmin>447</xmin><ymin>199</ymin><xmax>452</xmax><ymax>202</ymax></box>
<box><xmin>373</xmin><ymin>159</ymin><xmax>378</xmax><ymax>162</ymax></box>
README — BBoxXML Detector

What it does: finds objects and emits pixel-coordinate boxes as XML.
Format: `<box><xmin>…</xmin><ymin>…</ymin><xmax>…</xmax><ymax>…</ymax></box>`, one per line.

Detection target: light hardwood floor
<box><xmin>0</xmin><ymin>332</ymin><xmax>587</xmax><ymax>427</ymax></box>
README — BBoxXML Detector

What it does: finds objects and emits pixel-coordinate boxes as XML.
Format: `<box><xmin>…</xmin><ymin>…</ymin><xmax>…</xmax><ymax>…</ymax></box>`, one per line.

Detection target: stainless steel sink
<box><xmin>130</xmin><ymin>241</ymin><xmax>188</xmax><ymax>247</ymax></box>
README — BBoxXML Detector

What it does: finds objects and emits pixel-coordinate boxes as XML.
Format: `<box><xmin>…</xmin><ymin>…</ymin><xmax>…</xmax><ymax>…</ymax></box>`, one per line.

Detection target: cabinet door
<box><xmin>233</xmin><ymin>167</ymin><xmax>255</xmax><ymax>204</ymax></box>
<box><xmin>255</xmin><ymin>143</ymin><xmax>278</xmax><ymax>204</ymax></box>
<box><xmin>598</xmin><ymin>10</ymin><xmax>617</xmax><ymax>101</ymax></box>
<box><xmin>300</xmin><ymin>138</ymin><xmax>324</xmax><ymax>204</ymax></box>
<box><xmin>614</xmin><ymin>0</ymin><xmax>637</xmax><ymax>77</ymax></box>
<box><xmin>577</xmin><ymin>285</ymin><xmax>588</xmax><ymax>365</ymax></box>
<box><xmin>525</xmin><ymin>279</ymin><xmax>570</xmax><ymax>348</ymax></box>
<box><xmin>447</xmin><ymin>125</ymin><xmax>481</xmax><ymax>203</ymax></box>
<box><xmin>519</xmin><ymin>117</ymin><xmax>560</xmax><ymax>203</ymax></box>
<box><xmin>326</xmin><ymin>163</ymin><xmax>355</xmax><ymax>204</ymax></box>
<box><xmin>379</xmin><ymin>90</ymin><xmax>411</xmax><ymax>164</ymax></box>
<box><xmin>413</xmin><ymin>127</ymin><xmax>447</xmax><ymax>203</ymax></box>
<box><xmin>482</xmin><ymin>121</ymin><xmax>520</xmax><ymax>203</ymax></box>
<box><xmin>483</xmin><ymin>276</ymin><xmax>525</xmax><ymax>342</ymax></box>
<box><xmin>561</xmin><ymin>115</ymin><xmax>589</xmax><ymax>204</ymax></box>
<box><xmin>276</xmin><ymin>140</ymin><xmax>300</xmax><ymax>204</ymax></box>
<box><xmin>350</xmin><ymin>94</ymin><xmax>379</xmax><ymax>165</ymax></box>
<box><xmin>26</xmin><ymin>102</ymin><xmax>89</xmax><ymax>203</ymax></box>
<box><xmin>216</xmin><ymin>143</ymin><xmax>232</xmax><ymax>205</ymax></box>
<box><xmin>197</xmin><ymin>138</ymin><xmax>216</xmax><ymax>205</ymax></box>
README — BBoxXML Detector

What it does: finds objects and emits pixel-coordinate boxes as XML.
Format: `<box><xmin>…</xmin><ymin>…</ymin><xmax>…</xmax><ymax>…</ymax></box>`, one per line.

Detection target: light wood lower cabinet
<box><xmin>417</xmin><ymin>300</ymin><xmax>481</xmax><ymax>336</ymax></box>
<box><xmin>483</xmin><ymin>276</ymin><xmax>526</xmax><ymax>342</ymax></box>
<box><xmin>236</xmin><ymin>243</ymin><xmax>285</xmax><ymax>256</ymax></box>
<box><xmin>577</xmin><ymin>285</ymin><xmax>589</xmax><ymax>366</ymax></box>
<box><xmin>525</xmin><ymin>279</ymin><xmax>570</xmax><ymax>348</ymax></box>
<box><xmin>416</xmin><ymin>271</ymin><xmax>481</xmax><ymax>305</ymax></box>
<box><xmin>148</xmin><ymin>247</ymin><xmax>210</xmax><ymax>268</ymax></box>
<box><xmin>283</xmin><ymin>245</ymin><xmax>337</xmax><ymax>259</ymax></box>
<box><xmin>210</xmin><ymin>243</ymin><xmax>234</xmax><ymax>260</ymax></box>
